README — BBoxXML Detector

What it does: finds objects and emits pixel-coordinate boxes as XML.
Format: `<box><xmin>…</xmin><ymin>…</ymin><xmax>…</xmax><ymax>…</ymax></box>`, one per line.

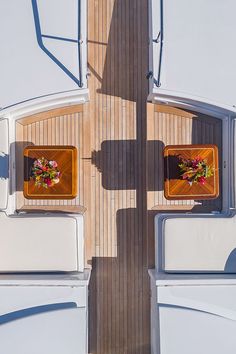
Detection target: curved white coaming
<box><xmin>0</xmin><ymin>89</ymin><xmax>89</xmax><ymax>215</ymax></box>
<box><xmin>148</xmin><ymin>90</ymin><xmax>236</xmax><ymax>118</ymax></box>
<box><xmin>0</xmin><ymin>89</ymin><xmax>89</xmax><ymax>121</ymax></box>
<box><xmin>148</xmin><ymin>92</ymin><xmax>234</xmax><ymax>213</ymax></box>
<box><xmin>158</xmin><ymin>285</ymin><xmax>236</xmax><ymax>321</ymax></box>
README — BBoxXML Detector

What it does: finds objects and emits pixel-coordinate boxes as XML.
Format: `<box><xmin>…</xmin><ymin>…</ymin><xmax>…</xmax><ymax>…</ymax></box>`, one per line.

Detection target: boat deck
<box><xmin>147</xmin><ymin>104</ymin><xmax>222</xmax><ymax>212</ymax></box>
<box><xmin>15</xmin><ymin>1</ymin><xmax>222</xmax><ymax>353</ymax></box>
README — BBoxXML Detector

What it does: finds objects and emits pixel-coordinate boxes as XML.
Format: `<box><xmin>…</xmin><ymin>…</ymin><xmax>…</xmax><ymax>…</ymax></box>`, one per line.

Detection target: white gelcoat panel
<box><xmin>159</xmin><ymin>306</ymin><xmax>236</xmax><ymax>354</ymax></box>
<box><xmin>0</xmin><ymin>0</ymin><xmax>87</xmax><ymax>110</ymax></box>
<box><xmin>0</xmin><ymin>307</ymin><xmax>87</xmax><ymax>354</ymax></box>
<box><xmin>150</xmin><ymin>0</ymin><xmax>236</xmax><ymax>110</ymax></box>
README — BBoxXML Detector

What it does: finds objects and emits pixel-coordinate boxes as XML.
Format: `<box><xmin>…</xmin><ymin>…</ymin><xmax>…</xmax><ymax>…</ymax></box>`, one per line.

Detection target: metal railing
<box><xmin>153</xmin><ymin>0</ymin><xmax>163</xmax><ymax>88</ymax></box>
<box><xmin>31</xmin><ymin>0</ymin><xmax>83</xmax><ymax>88</ymax></box>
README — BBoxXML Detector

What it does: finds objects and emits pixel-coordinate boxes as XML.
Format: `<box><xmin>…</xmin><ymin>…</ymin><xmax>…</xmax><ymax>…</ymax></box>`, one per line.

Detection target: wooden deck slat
<box><xmin>16</xmin><ymin>109</ymin><xmax>84</xmax><ymax>211</ymax></box>
<box><xmin>147</xmin><ymin>105</ymin><xmax>222</xmax><ymax>212</ymax></box>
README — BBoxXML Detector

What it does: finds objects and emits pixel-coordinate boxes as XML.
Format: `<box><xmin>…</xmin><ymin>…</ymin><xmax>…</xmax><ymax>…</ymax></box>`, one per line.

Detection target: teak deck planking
<box><xmin>15</xmin><ymin>1</ymin><xmax>222</xmax><ymax>353</ymax></box>
<box><xmin>147</xmin><ymin>104</ymin><xmax>222</xmax><ymax>212</ymax></box>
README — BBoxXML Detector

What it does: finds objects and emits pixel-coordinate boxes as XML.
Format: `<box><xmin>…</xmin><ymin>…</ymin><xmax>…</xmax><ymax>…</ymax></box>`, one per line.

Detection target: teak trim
<box><xmin>17</xmin><ymin>105</ymin><xmax>84</xmax><ymax>125</ymax></box>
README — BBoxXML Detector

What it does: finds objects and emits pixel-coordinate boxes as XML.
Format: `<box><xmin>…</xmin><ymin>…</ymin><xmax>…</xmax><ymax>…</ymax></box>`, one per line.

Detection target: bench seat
<box><xmin>0</xmin><ymin>212</ymin><xmax>84</xmax><ymax>272</ymax></box>
<box><xmin>156</xmin><ymin>215</ymin><xmax>236</xmax><ymax>273</ymax></box>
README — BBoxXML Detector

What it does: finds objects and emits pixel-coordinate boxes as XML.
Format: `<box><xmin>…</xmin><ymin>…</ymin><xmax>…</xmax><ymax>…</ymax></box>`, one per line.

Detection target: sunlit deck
<box><xmin>147</xmin><ymin>104</ymin><xmax>222</xmax><ymax>213</ymax></box>
<box><xmin>15</xmin><ymin>1</ymin><xmax>222</xmax><ymax>353</ymax></box>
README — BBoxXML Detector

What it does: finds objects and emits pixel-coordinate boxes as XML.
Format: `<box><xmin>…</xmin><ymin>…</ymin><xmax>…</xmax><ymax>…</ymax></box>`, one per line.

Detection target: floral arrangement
<box><xmin>31</xmin><ymin>157</ymin><xmax>60</xmax><ymax>188</ymax></box>
<box><xmin>178</xmin><ymin>156</ymin><xmax>213</xmax><ymax>185</ymax></box>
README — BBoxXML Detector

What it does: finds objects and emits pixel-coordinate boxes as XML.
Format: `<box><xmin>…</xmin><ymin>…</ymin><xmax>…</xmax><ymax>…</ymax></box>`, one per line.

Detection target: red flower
<box><xmin>44</xmin><ymin>177</ymin><xmax>52</xmax><ymax>186</ymax></box>
<box><xmin>197</xmin><ymin>176</ymin><xmax>206</xmax><ymax>185</ymax></box>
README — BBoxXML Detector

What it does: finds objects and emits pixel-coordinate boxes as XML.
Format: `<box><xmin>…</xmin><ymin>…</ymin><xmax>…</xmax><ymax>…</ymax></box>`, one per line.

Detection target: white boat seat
<box><xmin>0</xmin><ymin>119</ymin><xmax>9</xmax><ymax>210</ymax></box>
<box><xmin>156</xmin><ymin>215</ymin><xmax>236</xmax><ymax>273</ymax></box>
<box><xmin>0</xmin><ymin>212</ymin><xmax>84</xmax><ymax>272</ymax></box>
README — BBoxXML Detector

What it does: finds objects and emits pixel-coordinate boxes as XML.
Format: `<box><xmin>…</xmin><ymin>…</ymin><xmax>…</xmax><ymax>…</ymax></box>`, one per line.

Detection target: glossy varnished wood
<box><xmin>164</xmin><ymin>144</ymin><xmax>219</xmax><ymax>200</ymax></box>
<box><xmin>23</xmin><ymin>145</ymin><xmax>77</xmax><ymax>199</ymax></box>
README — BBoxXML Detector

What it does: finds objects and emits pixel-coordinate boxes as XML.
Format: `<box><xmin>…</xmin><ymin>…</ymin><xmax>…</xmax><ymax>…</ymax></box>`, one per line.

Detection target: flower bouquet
<box><xmin>178</xmin><ymin>156</ymin><xmax>213</xmax><ymax>185</ymax></box>
<box><xmin>31</xmin><ymin>157</ymin><xmax>60</xmax><ymax>188</ymax></box>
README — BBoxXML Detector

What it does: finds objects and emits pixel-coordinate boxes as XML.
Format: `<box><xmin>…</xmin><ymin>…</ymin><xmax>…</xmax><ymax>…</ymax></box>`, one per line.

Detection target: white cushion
<box><xmin>0</xmin><ymin>213</ymin><xmax>82</xmax><ymax>272</ymax></box>
<box><xmin>0</xmin><ymin>119</ymin><xmax>9</xmax><ymax>210</ymax></box>
<box><xmin>163</xmin><ymin>216</ymin><xmax>236</xmax><ymax>272</ymax></box>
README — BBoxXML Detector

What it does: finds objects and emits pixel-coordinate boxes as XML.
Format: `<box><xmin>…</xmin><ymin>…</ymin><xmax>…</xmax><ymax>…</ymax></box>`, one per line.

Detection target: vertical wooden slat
<box><xmin>148</xmin><ymin>106</ymin><xmax>222</xmax><ymax>212</ymax></box>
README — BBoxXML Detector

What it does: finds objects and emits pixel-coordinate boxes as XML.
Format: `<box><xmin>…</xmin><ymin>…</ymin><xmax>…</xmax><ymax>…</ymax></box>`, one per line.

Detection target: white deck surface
<box><xmin>150</xmin><ymin>0</ymin><xmax>236</xmax><ymax>109</ymax></box>
<box><xmin>0</xmin><ymin>0</ymin><xmax>87</xmax><ymax>111</ymax></box>
<box><xmin>149</xmin><ymin>269</ymin><xmax>236</xmax><ymax>286</ymax></box>
<box><xmin>0</xmin><ymin>270</ymin><xmax>91</xmax><ymax>286</ymax></box>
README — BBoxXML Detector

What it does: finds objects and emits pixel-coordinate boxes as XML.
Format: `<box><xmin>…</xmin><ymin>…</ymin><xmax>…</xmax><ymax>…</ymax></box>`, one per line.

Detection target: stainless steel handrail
<box><xmin>154</xmin><ymin>0</ymin><xmax>163</xmax><ymax>88</ymax></box>
<box><xmin>78</xmin><ymin>0</ymin><xmax>83</xmax><ymax>88</ymax></box>
<box><xmin>32</xmin><ymin>0</ymin><xmax>83</xmax><ymax>88</ymax></box>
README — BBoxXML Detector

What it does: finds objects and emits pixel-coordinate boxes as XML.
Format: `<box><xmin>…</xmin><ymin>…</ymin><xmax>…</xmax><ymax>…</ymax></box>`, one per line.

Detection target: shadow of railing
<box><xmin>225</xmin><ymin>249</ymin><xmax>236</xmax><ymax>272</ymax></box>
<box><xmin>88</xmin><ymin>0</ymin><xmax>151</xmax><ymax>354</ymax></box>
<box><xmin>31</xmin><ymin>0</ymin><xmax>83</xmax><ymax>87</ymax></box>
<box><xmin>10</xmin><ymin>141</ymin><xmax>34</xmax><ymax>194</ymax></box>
<box><xmin>90</xmin><ymin>0</ymin><xmax>148</xmax><ymax>101</ymax></box>
<box><xmin>87</xmin><ymin>0</ymin><xmax>150</xmax><ymax>352</ymax></box>
<box><xmin>191</xmin><ymin>113</ymin><xmax>222</xmax><ymax>211</ymax></box>
<box><xmin>0</xmin><ymin>154</ymin><xmax>9</xmax><ymax>179</ymax></box>
<box><xmin>0</xmin><ymin>302</ymin><xmax>76</xmax><ymax>325</ymax></box>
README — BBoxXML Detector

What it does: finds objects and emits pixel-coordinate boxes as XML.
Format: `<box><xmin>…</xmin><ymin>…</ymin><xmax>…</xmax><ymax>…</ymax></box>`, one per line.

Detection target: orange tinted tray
<box><xmin>23</xmin><ymin>145</ymin><xmax>77</xmax><ymax>199</ymax></box>
<box><xmin>164</xmin><ymin>144</ymin><xmax>219</xmax><ymax>200</ymax></box>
